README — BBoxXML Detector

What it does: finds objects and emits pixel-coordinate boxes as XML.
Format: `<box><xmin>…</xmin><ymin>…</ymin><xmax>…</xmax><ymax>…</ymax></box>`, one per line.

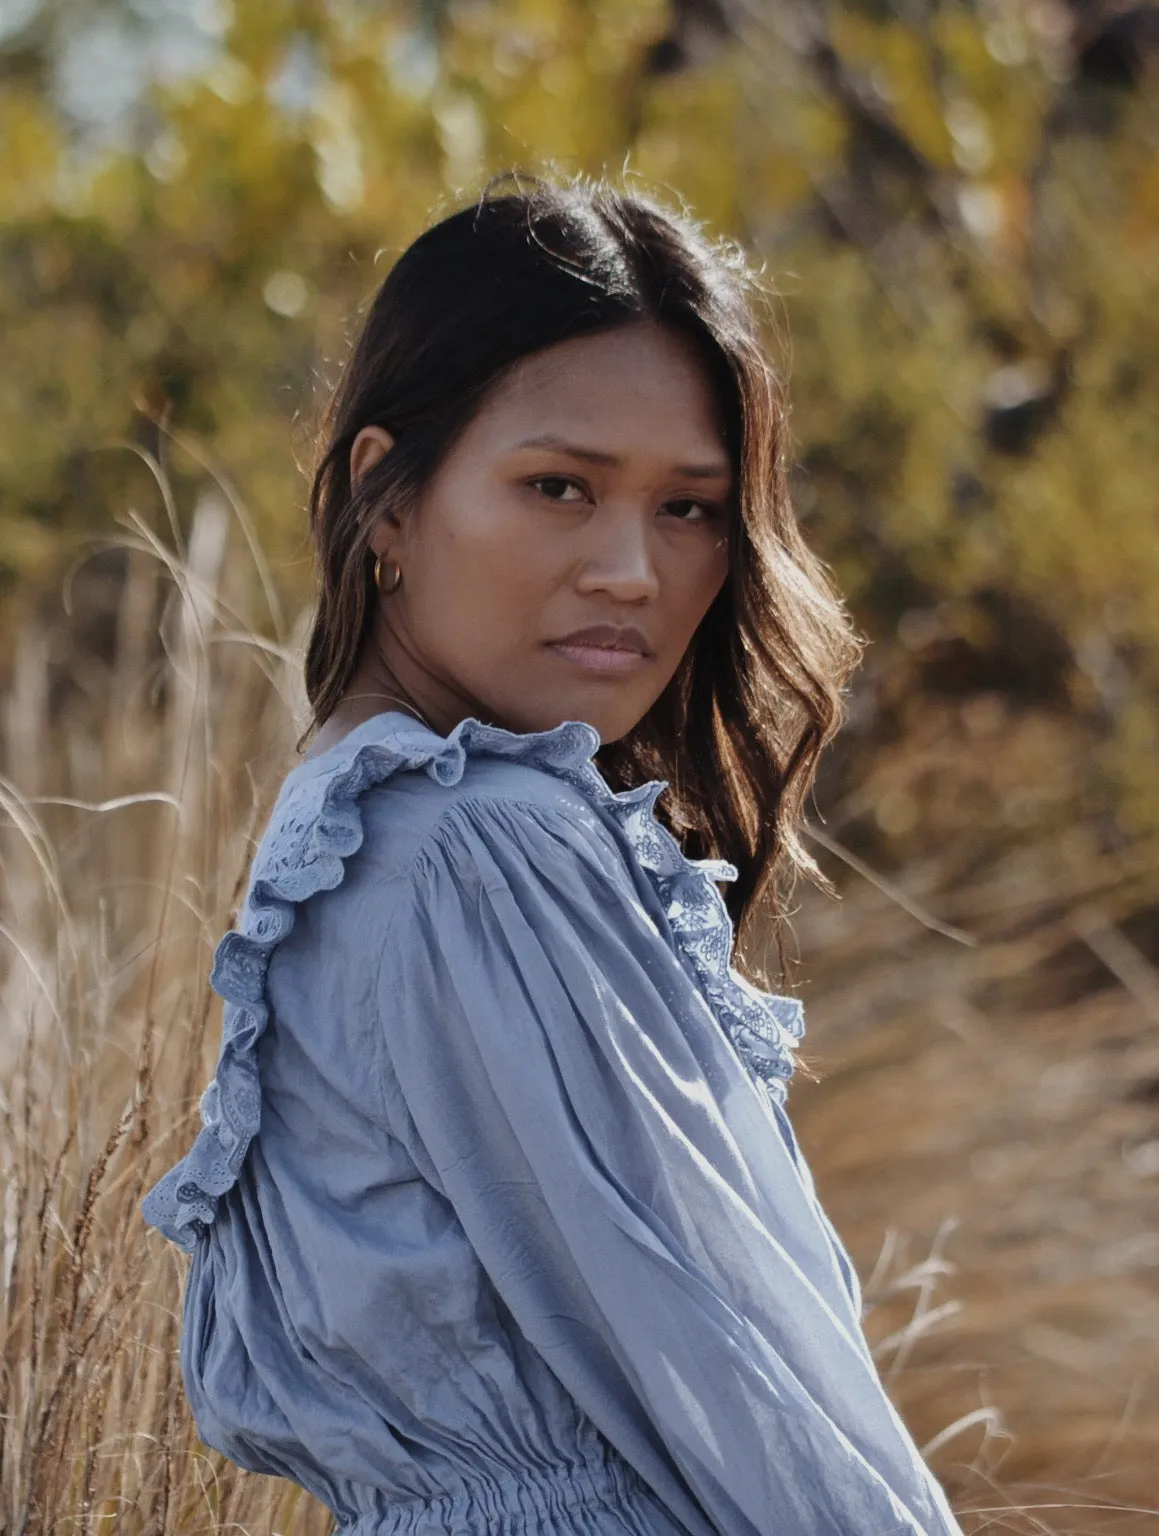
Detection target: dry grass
<box><xmin>789</xmin><ymin>837</ymin><xmax>1159</xmax><ymax>1532</ymax></box>
<box><xmin>0</xmin><ymin>477</ymin><xmax>331</xmax><ymax>1535</ymax></box>
<box><xmin>1</xmin><ymin>463</ymin><xmax>1155</xmax><ymax>1533</ymax></box>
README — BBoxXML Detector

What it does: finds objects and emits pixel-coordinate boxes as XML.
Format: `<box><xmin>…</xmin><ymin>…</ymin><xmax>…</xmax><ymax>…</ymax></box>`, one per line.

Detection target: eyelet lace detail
<box><xmin>140</xmin><ymin>713</ymin><xmax>805</xmax><ymax>1252</ymax></box>
<box><xmin>539</xmin><ymin>765</ymin><xmax>804</xmax><ymax>1106</ymax></box>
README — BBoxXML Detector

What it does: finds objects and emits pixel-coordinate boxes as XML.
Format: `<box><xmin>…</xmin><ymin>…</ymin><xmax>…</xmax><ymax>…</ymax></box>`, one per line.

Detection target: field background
<box><xmin>1</xmin><ymin>1</ymin><xmax>1157</xmax><ymax>1531</ymax></box>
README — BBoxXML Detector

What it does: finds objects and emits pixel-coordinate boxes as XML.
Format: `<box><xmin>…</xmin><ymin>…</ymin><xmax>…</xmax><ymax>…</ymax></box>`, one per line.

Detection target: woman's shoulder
<box><xmin>360</xmin><ymin>724</ymin><xmax>611</xmax><ymax>876</ymax></box>
<box><xmin>140</xmin><ymin>712</ymin><xmax>617</xmax><ymax>1251</ymax></box>
<box><xmin>141</xmin><ymin>707</ymin><xmax>805</xmax><ymax>1251</ymax></box>
<box><xmin>255</xmin><ymin>710</ymin><xmax>613</xmax><ymax>905</ymax></box>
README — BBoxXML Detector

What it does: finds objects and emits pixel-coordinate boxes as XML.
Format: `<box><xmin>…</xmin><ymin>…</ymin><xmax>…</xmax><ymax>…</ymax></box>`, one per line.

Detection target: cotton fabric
<box><xmin>141</xmin><ymin>710</ymin><xmax>963</xmax><ymax>1536</ymax></box>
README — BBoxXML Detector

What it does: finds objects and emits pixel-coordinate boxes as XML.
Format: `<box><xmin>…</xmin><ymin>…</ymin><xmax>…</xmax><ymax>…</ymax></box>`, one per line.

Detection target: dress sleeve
<box><xmin>373</xmin><ymin>794</ymin><xmax>963</xmax><ymax>1536</ymax></box>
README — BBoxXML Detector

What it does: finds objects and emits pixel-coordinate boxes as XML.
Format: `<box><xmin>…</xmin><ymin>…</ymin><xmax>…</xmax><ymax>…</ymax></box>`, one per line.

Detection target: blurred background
<box><xmin>0</xmin><ymin>0</ymin><xmax>1157</xmax><ymax>1531</ymax></box>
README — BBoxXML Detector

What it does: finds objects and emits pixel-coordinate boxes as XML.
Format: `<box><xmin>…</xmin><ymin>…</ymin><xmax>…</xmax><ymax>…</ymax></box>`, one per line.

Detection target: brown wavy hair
<box><xmin>300</xmin><ymin>172</ymin><xmax>862</xmax><ymax>986</ymax></box>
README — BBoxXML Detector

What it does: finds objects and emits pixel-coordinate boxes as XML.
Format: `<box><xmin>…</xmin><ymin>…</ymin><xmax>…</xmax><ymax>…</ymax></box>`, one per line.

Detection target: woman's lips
<box><xmin>547</xmin><ymin>642</ymin><xmax>651</xmax><ymax>674</ymax></box>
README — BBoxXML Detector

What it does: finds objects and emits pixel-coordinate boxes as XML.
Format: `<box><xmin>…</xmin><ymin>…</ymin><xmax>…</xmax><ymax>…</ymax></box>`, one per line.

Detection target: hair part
<box><xmin>301</xmin><ymin>170</ymin><xmax>863</xmax><ymax>987</ymax></box>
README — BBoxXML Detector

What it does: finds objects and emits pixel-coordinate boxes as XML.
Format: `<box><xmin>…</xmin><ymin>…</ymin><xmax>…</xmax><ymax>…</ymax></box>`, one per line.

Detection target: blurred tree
<box><xmin>0</xmin><ymin>0</ymin><xmax>1155</xmax><ymax>850</ymax></box>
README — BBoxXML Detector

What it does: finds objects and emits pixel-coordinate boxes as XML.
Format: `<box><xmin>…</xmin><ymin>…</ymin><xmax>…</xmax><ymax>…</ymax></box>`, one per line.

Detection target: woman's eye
<box><xmin>666</xmin><ymin>498</ymin><xmax>720</xmax><ymax>523</ymax></box>
<box><xmin>530</xmin><ymin>476</ymin><xmax>586</xmax><ymax>502</ymax></box>
<box><xmin>528</xmin><ymin>478</ymin><xmax>721</xmax><ymax>522</ymax></box>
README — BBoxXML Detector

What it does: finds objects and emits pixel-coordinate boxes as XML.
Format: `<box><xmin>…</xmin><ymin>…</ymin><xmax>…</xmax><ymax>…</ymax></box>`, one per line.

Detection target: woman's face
<box><xmin>353</xmin><ymin>318</ymin><xmax>734</xmax><ymax>745</ymax></box>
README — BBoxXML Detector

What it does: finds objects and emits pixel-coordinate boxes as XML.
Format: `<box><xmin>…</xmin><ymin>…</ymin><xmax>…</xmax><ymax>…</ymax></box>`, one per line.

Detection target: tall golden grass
<box><xmin>1</xmin><ymin>451</ymin><xmax>1155</xmax><ymax>1533</ymax></box>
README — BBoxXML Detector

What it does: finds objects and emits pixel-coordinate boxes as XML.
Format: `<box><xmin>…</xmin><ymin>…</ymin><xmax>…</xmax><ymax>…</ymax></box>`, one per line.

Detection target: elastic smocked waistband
<box><xmin>337</xmin><ymin>1452</ymin><xmax>651</xmax><ymax>1535</ymax></box>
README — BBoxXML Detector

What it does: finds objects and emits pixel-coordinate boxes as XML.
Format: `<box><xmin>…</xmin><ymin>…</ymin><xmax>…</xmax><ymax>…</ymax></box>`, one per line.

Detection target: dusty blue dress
<box><xmin>141</xmin><ymin>711</ymin><xmax>962</xmax><ymax>1536</ymax></box>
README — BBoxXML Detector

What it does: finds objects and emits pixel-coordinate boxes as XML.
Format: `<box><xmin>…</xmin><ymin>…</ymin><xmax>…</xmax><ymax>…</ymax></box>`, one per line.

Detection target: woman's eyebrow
<box><xmin>512</xmin><ymin>433</ymin><xmax>731</xmax><ymax>480</ymax></box>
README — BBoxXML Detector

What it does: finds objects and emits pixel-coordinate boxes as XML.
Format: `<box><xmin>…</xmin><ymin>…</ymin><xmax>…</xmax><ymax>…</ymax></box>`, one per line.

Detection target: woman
<box><xmin>142</xmin><ymin>175</ymin><xmax>963</xmax><ymax>1536</ymax></box>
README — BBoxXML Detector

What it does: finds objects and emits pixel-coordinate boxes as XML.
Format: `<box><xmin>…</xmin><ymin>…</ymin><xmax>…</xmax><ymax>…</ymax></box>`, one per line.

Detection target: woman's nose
<box><xmin>574</xmin><ymin>507</ymin><xmax>661</xmax><ymax>600</ymax></box>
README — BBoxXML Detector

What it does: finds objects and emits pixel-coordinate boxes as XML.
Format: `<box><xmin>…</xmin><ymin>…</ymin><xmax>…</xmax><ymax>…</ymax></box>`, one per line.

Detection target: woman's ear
<box><xmin>350</xmin><ymin>425</ymin><xmax>395</xmax><ymax>491</ymax></box>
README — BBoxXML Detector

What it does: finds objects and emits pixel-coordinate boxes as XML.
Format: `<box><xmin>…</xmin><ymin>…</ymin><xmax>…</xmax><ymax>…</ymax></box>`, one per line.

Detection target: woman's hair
<box><xmin>302</xmin><ymin>171</ymin><xmax>862</xmax><ymax>985</ymax></box>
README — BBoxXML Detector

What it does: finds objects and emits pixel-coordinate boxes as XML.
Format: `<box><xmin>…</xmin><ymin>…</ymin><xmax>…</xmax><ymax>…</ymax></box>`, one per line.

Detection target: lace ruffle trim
<box><xmin>140</xmin><ymin>714</ymin><xmax>805</xmax><ymax>1251</ymax></box>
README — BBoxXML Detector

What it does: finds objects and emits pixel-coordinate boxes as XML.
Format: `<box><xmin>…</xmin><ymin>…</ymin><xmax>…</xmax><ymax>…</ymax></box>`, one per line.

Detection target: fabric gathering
<box><xmin>140</xmin><ymin>709</ymin><xmax>964</xmax><ymax>1536</ymax></box>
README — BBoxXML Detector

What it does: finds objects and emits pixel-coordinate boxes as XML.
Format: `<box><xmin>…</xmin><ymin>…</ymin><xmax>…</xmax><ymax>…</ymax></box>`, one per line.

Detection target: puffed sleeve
<box><xmin>374</xmin><ymin>793</ymin><xmax>963</xmax><ymax>1536</ymax></box>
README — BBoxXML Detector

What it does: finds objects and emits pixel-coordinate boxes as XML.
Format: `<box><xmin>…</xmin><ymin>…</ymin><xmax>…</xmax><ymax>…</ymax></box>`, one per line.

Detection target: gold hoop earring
<box><xmin>373</xmin><ymin>553</ymin><xmax>402</xmax><ymax>594</ymax></box>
